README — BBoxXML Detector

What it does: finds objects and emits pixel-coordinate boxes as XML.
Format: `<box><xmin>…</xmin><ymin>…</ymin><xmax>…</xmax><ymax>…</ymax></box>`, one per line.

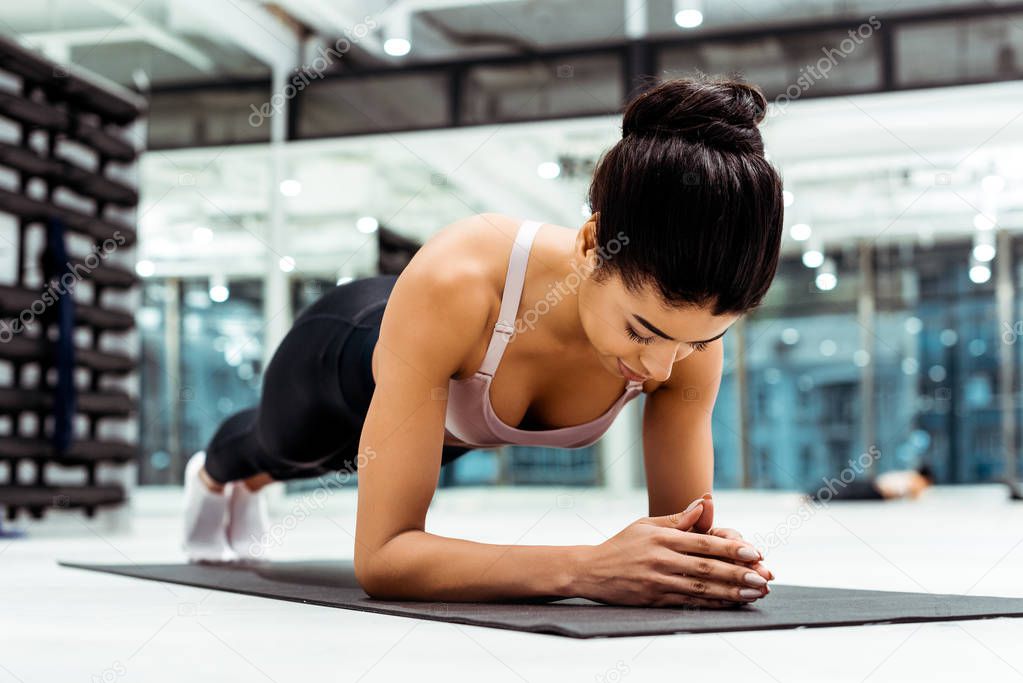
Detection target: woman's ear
<box><xmin>574</xmin><ymin>219</ymin><xmax>600</xmax><ymax>272</ymax></box>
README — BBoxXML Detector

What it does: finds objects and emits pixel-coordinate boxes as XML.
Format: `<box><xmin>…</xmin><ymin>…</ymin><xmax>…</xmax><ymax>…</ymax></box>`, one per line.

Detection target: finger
<box><xmin>702</xmin><ymin>528</ymin><xmax>772</xmax><ymax>579</ymax></box>
<box><xmin>728</xmin><ymin>555</ymin><xmax>772</xmax><ymax>579</ymax></box>
<box><xmin>661</xmin><ymin>529</ymin><xmax>763</xmax><ymax>565</ymax></box>
<box><xmin>748</xmin><ymin>562</ymin><xmax>772</xmax><ymax>582</ymax></box>
<box><xmin>709</xmin><ymin>527</ymin><xmax>743</xmax><ymax>541</ymax></box>
<box><xmin>752</xmin><ymin>561</ymin><xmax>774</xmax><ymax>581</ymax></box>
<box><xmin>694</xmin><ymin>493</ymin><xmax>714</xmax><ymax>533</ymax></box>
<box><xmin>658</xmin><ymin>574</ymin><xmax>768</xmax><ymax>603</ymax></box>
<box><xmin>646</xmin><ymin>497</ymin><xmax>705</xmax><ymax>530</ymax></box>
<box><xmin>696</xmin><ymin>554</ymin><xmax>773</xmax><ymax>583</ymax></box>
<box><xmin>673</xmin><ymin>552</ymin><xmax>771</xmax><ymax>591</ymax></box>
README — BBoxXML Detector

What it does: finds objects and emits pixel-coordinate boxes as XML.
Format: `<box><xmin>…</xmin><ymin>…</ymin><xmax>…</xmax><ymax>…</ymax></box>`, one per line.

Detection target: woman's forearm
<box><xmin>356</xmin><ymin>529</ymin><xmax>590</xmax><ymax>602</ymax></box>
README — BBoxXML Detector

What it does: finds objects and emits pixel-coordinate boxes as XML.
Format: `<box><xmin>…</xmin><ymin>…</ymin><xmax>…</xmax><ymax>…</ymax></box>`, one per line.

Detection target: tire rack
<box><xmin>0</xmin><ymin>36</ymin><xmax>146</xmax><ymax>520</ymax></box>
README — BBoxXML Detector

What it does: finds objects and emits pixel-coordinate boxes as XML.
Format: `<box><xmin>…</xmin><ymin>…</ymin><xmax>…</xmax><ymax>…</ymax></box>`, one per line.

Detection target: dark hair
<box><xmin>916</xmin><ymin>462</ymin><xmax>934</xmax><ymax>482</ymax></box>
<box><xmin>587</xmin><ymin>74</ymin><xmax>785</xmax><ymax>315</ymax></box>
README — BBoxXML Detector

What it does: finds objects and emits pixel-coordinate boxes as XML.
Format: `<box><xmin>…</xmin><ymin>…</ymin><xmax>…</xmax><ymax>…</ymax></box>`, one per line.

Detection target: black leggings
<box><xmin>202</xmin><ymin>275</ymin><xmax>474</xmax><ymax>483</ymax></box>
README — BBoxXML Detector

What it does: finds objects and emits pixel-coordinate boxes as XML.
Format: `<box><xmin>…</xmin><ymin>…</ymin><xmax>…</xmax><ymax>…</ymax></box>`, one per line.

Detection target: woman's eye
<box><xmin>625</xmin><ymin>324</ymin><xmax>654</xmax><ymax>345</ymax></box>
<box><xmin>691</xmin><ymin>341</ymin><xmax>710</xmax><ymax>352</ymax></box>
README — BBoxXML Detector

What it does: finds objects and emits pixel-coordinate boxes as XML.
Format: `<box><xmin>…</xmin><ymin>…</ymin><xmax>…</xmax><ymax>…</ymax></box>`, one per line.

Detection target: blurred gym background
<box><xmin>1</xmin><ymin>0</ymin><xmax>1021</xmax><ymax>521</ymax></box>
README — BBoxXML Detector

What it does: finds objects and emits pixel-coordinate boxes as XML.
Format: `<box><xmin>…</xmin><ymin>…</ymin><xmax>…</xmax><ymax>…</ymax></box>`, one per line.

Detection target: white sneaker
<box><xmin>226</xmin><ymin>480</ymin><xmax>272</xmax><ymax>562</ymax></box>
<box><xmin>181</xmin><ymin>451</ymin><xmax>238</xmax><ymax>563</ymax></box>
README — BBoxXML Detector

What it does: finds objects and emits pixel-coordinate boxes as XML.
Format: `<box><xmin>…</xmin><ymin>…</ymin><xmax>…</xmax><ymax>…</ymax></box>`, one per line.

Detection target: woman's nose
<box><xmin>642</xmin><ymin>344</ymin><xmax>686</xmax><ymax>381</ymax></box>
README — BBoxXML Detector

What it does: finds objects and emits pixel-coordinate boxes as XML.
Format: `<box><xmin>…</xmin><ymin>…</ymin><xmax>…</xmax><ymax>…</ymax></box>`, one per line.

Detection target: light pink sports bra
<box><xmin>443</xmin><ymin>219</ymin><xmax>645</xmax><ymax>449</ymax></box>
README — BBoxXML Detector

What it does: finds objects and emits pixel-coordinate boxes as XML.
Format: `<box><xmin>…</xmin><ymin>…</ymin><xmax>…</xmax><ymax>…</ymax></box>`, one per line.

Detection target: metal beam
<box><xmin>274</xmin><ymin>0</ymin><xmax>389</xmax><ymax>60</ymax></box>
<box><xmin>22</xmin><ymin>27</ymin><xmax>140</xmax><ymax>48</ymax></box>
<box><xmin>85</xmin><ymin>0</ymin><xmax>216</xmax><ymax>73</ymax></box>
<box><xmin>170</xmin><ymin>0</ymin><xmax>300</xmax><ymax>72</ymax></box>
<box><xmin>858</xmin><ymin>240</ymin><xmax>876</xmax><ymax>475</ymax></box>
<box><xmin>997</xmin><ymin>228</ymin><xmax>1018</xmax><ymax>484</ymax></box>
<box><xmin>382</xmin><ymin>0</ymin><xmax>522</xmax><ymax>13</ymax></box>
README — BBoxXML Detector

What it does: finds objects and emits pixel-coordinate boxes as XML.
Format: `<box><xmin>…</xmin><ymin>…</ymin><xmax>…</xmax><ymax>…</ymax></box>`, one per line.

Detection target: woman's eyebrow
<box><xmin>632</xmin><ymin>313</ymin><xmax>728</xmax><ymax>344</ymax></box>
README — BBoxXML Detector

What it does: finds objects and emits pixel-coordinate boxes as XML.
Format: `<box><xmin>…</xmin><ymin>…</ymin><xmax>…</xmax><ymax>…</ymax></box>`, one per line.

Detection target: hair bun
<box><xmin>622</xmin><ymin>75</ymin><xmax>768</xmax><ymax>153</ymax></box>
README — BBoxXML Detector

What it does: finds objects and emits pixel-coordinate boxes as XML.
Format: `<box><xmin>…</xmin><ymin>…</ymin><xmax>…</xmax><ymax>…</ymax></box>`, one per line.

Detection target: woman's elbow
<box><xmin>354</xmin><ymin>545</ymin><xmax>404</xmax><ymax>599</ymax></box>
<box><xmin>354</xmin><ymin>551</ymin><xmax>385</xmax><ymax>597</ymax></box>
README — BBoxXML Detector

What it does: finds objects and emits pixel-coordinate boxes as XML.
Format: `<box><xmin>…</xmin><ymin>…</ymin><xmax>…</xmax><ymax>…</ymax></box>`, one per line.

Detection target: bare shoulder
<box><xmin>375</xmin><ymin>213</ymin><xmax>516</xmax><ymax>380</ymax></box>
<box><xmin>416</xmin><ymin>212</ymin><xmax>524</xmax><ymax>270</ymax></box>
<box><xmin>398</xmin><ymin>211</ymin><xmax>518</xmax><ymax>303</ymax></box>
<box><xmin>397</xmin><ymin>211</ymin><xmax>524</xmax><ymax>314</ymax></box>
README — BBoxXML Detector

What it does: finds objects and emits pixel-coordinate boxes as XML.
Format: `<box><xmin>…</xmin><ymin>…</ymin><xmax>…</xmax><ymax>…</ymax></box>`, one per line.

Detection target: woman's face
<box><xmin>574</xmin><ymin>220</ymin><xmax>740</xmax><ymax>383</ymax></box>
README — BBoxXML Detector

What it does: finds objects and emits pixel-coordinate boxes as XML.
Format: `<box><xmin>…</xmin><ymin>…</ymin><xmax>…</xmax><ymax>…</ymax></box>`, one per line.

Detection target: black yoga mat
<box><xmin>58</xmin><ymin>559</ymin><xmax>1023</xmax><ymax>639</ymax></box>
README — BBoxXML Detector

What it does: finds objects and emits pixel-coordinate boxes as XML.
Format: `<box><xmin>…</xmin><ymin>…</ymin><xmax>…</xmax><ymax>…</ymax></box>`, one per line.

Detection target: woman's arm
<box><xmin>642</xmin><ymin>340</ymin><xmax>774</xmax><ymax>581</ymax></box>
<box><xmin>352</xmin><ymin>218</ymin><xmax>585</xmax><ymax>601</ymax></box>
<box><xmin>641</xmin><ymin>338</ymin><xmax>725</xmax><ymax>518</ymax></box>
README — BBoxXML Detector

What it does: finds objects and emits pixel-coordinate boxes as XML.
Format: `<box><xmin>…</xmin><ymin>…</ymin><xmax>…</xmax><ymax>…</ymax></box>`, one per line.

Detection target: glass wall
<box><xmin>738</xmin><ymin>255</ymin><xmax>863</xmax><ymax>490</ymax></box>
<box><xmin>911</xmin><ymin>243</ymin><xmax>1001</xmax><ymax>482</ymax></box>
<box><xmin>139</xmin><ymin>237</ymin><xmax>1019</xmax><ymax>490</ymax></box>
<box><xmin>710</xmin><ymin>336</ymin><xmax>742</xmax><ymax>488</ymax></box>
<box><xmin>138</xmin><ymin>278</ymin><xmax>263</xmax><ymax>485</ymax></box>
<box><xmin>710</xmin><ymin>238</ymin><xmax>1013</xmax><ymax>492</ymax></box>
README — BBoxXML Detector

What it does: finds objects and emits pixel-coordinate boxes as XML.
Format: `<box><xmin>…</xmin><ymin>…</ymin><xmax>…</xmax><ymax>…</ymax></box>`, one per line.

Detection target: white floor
<box><xmin>2</xmin><ymin>484</ymin><xmax>1022</xmax><ymax>682</ymax></box>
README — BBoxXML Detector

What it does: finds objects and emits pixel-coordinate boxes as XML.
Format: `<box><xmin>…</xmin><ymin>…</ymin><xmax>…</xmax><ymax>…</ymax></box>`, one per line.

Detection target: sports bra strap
<box><xmin>477</xmin><ymin>219</ymin><xmax>544</xmax><ymax>376</ymax></box>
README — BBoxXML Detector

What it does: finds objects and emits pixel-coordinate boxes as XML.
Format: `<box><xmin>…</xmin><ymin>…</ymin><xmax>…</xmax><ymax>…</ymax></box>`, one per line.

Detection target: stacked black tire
<box><xmin>0</xmin><ymin>35</ymin><xmax>146</xmax><ymax>520</ymax></box>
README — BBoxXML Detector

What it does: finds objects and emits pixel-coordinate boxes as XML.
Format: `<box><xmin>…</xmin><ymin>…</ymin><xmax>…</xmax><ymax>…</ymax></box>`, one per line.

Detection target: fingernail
<box><xmin>701</xmin><ymin>492</ymin><xmax>713</xmax><ymax>500</ymax></box>
<box><xmin>737</xmin><ymin>546</ymin><xmax>759</xmax><ymax>561</ymax></box>
<box><xmin>744</xmin><ymin>572</ymin><xmax>767</xmax><ymax>587</ymax></box>
<box><xmin>683</xmin><ymin>498</ymin><xmax>704</xmax><ymax>514</ymax></box>
<box><xmin>739</xmin><ymin>588</ymin><xmax>763</xmax><ymax>600</ymax></box>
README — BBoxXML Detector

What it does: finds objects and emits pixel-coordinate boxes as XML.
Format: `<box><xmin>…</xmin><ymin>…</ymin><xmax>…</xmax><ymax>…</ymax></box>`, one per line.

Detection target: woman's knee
<box><xmin>256</xmin><ymin>411</ymin><xmax>362</xmax><ymax>471</ymax></box>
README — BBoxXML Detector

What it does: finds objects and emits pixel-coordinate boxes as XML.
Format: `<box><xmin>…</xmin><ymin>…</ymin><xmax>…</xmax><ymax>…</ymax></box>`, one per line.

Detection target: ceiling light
<box><xmin>802</xmin><ymin>249</ymin><xmax>824</xmax><ymax>268</ymax></box>
<box><xmin>973</xmin><ymin>213</ymin><xmax>995</xmax><ymax>231</ymax></box>
<box><xmin>209</xmin><ymin>274</ymin><xmax>229</xmax><ymax>303</ymax></box>
<box><xmin>209</xmin><ymin>285</ymin><xmax>229</xmax><ymax>303</ymax></box>
<box><xmin>675</xmin><ymin>9</ymin><xmax>703</xmax><ymax>27</ymax></box>
<box><xmin>815</xmin><ymin>272</ymin><xmax>837</xmax><ymax>290</ymax></box>
<box><xmin>790</xmin><ymin>223</ymin><xmax>811</xmax><ymax>241</ymax></box>
<box><xmin>382</xmin><ymin>5</ymin><xmax>412</xmax><ymax>57</ymax></box>
<box><xmin>384</xmin><ymin>38</ymin><xmax>411</xmax><ymax>56</ymax></box>
<box><xmin>972</xmin><ymin>230</ymin><xmax>996</xmax><ymax>262</ymax></box>
<box><xmin>192</xmin><ymin>226</ymin><xmax>213</xmax><ymax>244</ymax></box>
<box><xmin>357</xmin><ymin>216</ymin><xmax>379</xmax><ymax>234</ymax></box>
<box><xmin>972</xmin><ymin>243</ymin><xmax>995</xmax><ymax>262</ymax></box>
<box><xmin>537</xmin><ymin>161</ymin><xmax>561</xmax><ymax>179</ymax></box>
<box><xmin>815</xmin><ymin>257</ymin><xmax>837</xmax><ymax>291</ymax></box>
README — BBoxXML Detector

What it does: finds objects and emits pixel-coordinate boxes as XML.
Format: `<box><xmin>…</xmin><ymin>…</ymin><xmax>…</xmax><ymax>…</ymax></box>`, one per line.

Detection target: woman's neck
<box><xmin>519</xmin><ymin>223</ymin><xmax>591</xmax><ymax>352</ymax></box>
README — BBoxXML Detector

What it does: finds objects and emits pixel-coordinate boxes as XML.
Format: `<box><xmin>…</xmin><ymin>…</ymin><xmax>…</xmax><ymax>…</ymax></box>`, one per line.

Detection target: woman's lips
<box><xmin>618</xmin><ymin>358</ymin><xmax>648</xmax><ymax>382</ymax></box>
